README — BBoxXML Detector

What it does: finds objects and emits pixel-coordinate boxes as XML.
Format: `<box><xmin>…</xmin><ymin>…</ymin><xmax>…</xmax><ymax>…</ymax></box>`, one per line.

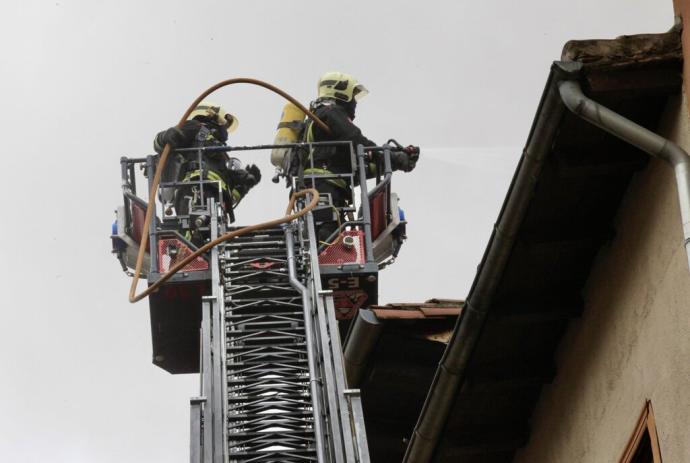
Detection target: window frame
<box><xmin>620</xmin><ymin>400</ymin><xmax>662</xmax><ymax>463</ymax></box>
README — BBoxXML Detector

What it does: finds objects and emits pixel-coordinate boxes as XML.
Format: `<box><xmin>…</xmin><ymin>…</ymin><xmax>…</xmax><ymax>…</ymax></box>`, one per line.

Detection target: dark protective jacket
<box><xmin>306</xmin><ymin>100</ymin><xmax>376</xmax><ymax>176</ymax></box>
<box><xmin>153</xmin><ymin>120</ymin><xmax>256</xmax><ymax>207</ymax></box>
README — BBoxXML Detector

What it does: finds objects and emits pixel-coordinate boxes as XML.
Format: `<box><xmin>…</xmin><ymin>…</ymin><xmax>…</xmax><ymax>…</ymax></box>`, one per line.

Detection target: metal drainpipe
<box><xmin>343</xmin><ymin>309</ymin><xmax>384</xmax><ymax>387</ymax></box>
<box><xmin>559</xmin><ymin>80</ymin><xmax>690</xmax><ymax>270</ymax></box>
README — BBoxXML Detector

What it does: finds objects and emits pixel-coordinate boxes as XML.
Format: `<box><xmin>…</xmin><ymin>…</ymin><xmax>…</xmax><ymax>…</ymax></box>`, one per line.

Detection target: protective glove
<box><xmin>160</xmin><ymin>127</ymin><xmax>186</xmax><ymax>147</ymax></box>
<box><xmin>153</xmin><ymin>120</ymin><xmax>203</xmax><ymax>152</ymax></box>
<box><xmin>245</xmin><ymin>164</ymin><xmax>262</xmax><ymax>188</ymax></box>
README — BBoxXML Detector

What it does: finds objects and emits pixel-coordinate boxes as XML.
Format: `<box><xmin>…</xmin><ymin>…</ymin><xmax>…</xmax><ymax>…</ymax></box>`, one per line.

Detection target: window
<box><xmin>620</xmin><ymin>400</ymin><xmax>662</xmax><ymax>463</ymax></box>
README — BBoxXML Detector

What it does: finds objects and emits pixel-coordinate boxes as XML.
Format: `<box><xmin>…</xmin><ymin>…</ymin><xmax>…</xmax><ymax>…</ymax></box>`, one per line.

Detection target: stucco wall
<box><xmin>513</xmin><ymin>94</ymin><xmax>690</xmax><ymax>462</ymax></box>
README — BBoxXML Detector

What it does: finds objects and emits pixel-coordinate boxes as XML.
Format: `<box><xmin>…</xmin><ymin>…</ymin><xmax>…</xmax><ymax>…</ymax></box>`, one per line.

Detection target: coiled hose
<box><xmin>129</xmin><ymin>78</ymin><xmax>328</xmax><ymax>303</ymax></box>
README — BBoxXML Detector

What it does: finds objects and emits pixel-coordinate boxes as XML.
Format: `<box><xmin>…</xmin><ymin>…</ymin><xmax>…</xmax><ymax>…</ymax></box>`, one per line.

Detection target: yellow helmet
<box><xmin>317</xmin><ymin>71</ymin><xmax>369</xmax><ymax>103</ymax></box>
<box><xmin>188</xmin><ymin>101</ymin><xmax>239</xmax><ymax>133</ymax></box>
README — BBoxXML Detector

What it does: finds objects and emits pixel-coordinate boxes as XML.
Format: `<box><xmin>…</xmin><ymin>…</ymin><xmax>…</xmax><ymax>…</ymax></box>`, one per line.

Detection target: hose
<box><xmin>129</xmin><ymin>188</ymin><xmax>319</xmax><ymax>303</ymax></box>
<box><xmin>128</xmin><ymin>77</ymin><xmax>329</xmax><ymax>303</ymax></box>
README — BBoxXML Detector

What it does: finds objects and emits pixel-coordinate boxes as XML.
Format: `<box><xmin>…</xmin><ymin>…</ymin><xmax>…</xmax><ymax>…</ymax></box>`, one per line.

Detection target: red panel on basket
<box><xmin>370</xmin><ymin>190</ymin><xmax>387</xmax><ymax>241</ymax></box>
<box><xmin>131</xmin><ymin>202</ymin><xmax>150</xmax><ymax>251</ymax></box>
<box><xmin>158</xmin><ymin>239</ymin><xmax>209</xmax><ymax>273</ymax></box>
<box><xmin>319</xmin><ymin>230</ymin><xmax>365</xmax><ymax>265</ymax></box>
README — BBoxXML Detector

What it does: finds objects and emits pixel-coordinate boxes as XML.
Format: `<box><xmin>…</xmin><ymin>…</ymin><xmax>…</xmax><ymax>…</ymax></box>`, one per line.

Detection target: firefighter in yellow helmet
<box><xmin>153</xmin><ymin>102</ymin><xmax>261</xmax><ymax>239</ymax></box>
<box><xmin>304</xmin><ymin>72</ymin><xmax>419</xmax><ymax>240</ymax></box>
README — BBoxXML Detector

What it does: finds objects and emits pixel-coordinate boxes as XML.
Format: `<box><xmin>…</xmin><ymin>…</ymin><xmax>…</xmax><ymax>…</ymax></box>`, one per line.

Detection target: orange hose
<box><xmin>129</xmin><ymin>189</ymin><xmax>319</xmax><ymax>303</ymax></box>
<box><xmin>128</xmin><ymin>78</ymin><xmax>328</xmax><ymax>303</ymax></box>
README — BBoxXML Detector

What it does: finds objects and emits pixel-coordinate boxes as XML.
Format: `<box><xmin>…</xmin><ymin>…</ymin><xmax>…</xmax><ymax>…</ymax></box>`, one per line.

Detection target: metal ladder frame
<box><xmin>190</xmin><ymin>200</ymin><xmax>370</xmax><ymax>462</ymax></box>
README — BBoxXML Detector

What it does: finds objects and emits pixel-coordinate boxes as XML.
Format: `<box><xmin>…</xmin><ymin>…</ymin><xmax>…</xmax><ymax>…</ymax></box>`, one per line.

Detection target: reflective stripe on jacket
<box><xmin>182</xmin><ymin>170</ymin><xmax>241</xmax><ymax>204</ymax></box>
<box><xmin>302</xmin><ymin>167</ymin><xmax>348</xmax><ymax>190</ymax></box>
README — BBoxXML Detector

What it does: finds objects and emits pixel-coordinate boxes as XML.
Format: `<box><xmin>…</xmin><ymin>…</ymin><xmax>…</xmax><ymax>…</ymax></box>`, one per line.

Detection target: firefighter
<box><xmin>304</xmin><ymin>71</ymin><xmax>419</xmax><ymax>241</ymax></box>
<box><xmin>153</xmin><ymin>102</ymin><xmax>261</xmax><ymax>242</ymax></box>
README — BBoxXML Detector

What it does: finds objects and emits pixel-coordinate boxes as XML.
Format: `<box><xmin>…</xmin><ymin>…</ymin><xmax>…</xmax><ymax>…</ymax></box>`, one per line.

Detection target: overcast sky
<box><xmin>0</xmin><ymin>1</ymin><xmax>674</xmax><ymax>462</ymax></box>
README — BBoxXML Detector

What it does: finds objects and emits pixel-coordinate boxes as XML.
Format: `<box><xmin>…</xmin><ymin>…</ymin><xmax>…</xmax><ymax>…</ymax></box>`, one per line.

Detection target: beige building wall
<box><xmin>513</xmin><ymin>94</ymin><xmax>690</xmax><ymax>462</ymax></box>
<box><xmin>675</xmin><ymin>0</ymin><xmax>690</xmax><ymax>101</ymax></box>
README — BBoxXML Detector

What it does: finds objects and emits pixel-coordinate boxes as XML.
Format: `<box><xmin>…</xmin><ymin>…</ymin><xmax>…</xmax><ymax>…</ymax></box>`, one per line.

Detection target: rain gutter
<box><xmin>404</xmin><ymin>59</ymin><xmax>690</xmax><ymax>462</ymax></box>
<box><xmin>402</xmin><ymin>61</ymin><xmax>579</xmax><ymax>463</ymax></box>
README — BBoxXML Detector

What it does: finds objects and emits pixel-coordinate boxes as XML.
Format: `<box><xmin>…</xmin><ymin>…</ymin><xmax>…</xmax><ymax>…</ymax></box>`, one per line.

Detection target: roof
<box><xmin>430</xmin><ymin>25</ymin><xmax>682</xmax><ymax>462</ymax></box>
<box><xmin>342</xmin><ymin>300</ymin><xmax>461</xmax><ymax>461</ymax></box>
<box><xmin>351</xmin><ymin>25</ymin><xmax>683</xmax><ymax>462</ymax></box>
<box><xmin>371</xmin><ymin>299</ymin><xmax>463</xmax><ymax>321</ymax></box>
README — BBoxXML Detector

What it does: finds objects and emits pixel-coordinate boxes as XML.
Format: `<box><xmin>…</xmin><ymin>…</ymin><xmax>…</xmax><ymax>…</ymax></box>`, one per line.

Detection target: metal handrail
<box><xmin>119</xmin><ymin>139</ymin><xmax>396</xmax><ymax>280</ymax></box>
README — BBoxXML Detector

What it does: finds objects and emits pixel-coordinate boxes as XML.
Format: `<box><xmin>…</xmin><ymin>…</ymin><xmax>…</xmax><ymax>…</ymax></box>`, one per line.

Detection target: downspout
<box><xmin>402</xmin><ymin>62</ymin><xmax>576</xmax><ymax>463</ymax></box>
<box><xmin>343</xmin><ymin>309</ymin><xmax>383</xmax><ymax>387</ymax></box>
<box><xmin>558</xmin><ymin>79</ymin><xmax>690</xmax><ymax>270</ymax></box>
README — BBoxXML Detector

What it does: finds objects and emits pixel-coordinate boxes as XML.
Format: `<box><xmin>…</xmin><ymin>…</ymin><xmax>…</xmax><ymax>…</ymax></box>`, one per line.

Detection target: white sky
<box><xmin>0</xmin><ymin>1</ymin><xmax>674</xmax><ymax>461</ymax></box>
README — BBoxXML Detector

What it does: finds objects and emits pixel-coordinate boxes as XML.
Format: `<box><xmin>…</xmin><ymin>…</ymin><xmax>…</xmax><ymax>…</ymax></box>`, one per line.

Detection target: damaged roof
<box><xmin>350</xmin><ymin>24</ymin><xmax>683</xmax><ymax>463</ymax></box>
<box><xmin>370</xmin><ymin>299</ymin><xmax>463</xmax><ymax>320</ymax></box>
<box><xmin>422</xmin><ymin>24</ymin><xmax>682</xmax><ymax>463</ymax></box>
<box><xmin>342</xmin><ymin>300</ymin><xmax>461</xmax><ymax>461</ymax></box>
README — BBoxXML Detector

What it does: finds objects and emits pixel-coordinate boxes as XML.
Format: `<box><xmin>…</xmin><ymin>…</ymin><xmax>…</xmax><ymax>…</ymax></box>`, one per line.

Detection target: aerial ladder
<box><xmin>111</xmin><ymin>132</ymin><xmax>413</xmax><ymax>462</ymax></box>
